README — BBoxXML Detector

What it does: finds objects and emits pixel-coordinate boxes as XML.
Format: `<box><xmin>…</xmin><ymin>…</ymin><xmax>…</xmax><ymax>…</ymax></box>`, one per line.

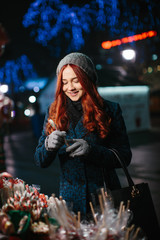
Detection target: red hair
<box><xmin>46</xmin><ymin>64</ymin><xmax>111</xmax><ymax>138</ymax></box>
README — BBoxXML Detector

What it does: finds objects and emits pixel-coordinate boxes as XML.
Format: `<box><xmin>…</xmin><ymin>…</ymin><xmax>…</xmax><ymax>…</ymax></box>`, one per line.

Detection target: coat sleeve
<box><xmin>34</xmin><ymin>109</ymin><xmax>58</xmax><ymax>168</ymax></box>
<box><xmin>87</xmin><ymin>102</ymin><xmax>132</xmax><ymax>169</ymax></box>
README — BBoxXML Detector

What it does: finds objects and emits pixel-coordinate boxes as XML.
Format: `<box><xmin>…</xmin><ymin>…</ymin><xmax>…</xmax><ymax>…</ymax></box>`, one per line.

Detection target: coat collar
<box><xmin>66</xmin><ymin>116</ymin><xmax>88</xmax><ymax>139</ymax></box>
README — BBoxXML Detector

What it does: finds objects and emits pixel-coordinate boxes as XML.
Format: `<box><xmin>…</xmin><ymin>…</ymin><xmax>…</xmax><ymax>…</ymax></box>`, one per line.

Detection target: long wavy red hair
<box><xmin>46</xmin><ymin>64</ymin><xmax>111</xmax><ymax>138</ymax></box>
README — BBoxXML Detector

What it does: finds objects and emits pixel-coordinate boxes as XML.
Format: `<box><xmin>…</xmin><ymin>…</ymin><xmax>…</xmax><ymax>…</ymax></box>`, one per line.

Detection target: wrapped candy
<box><xmin>17</xmin><ymin>215</ymin><xmax>29</xmax><ymax>234</ymax></box>
<box><xmin>47</xmin><ymin>195</ymin><xmax>75</xmax><ymax>230</ymax></box>
<box><xmin>0</xmin><ymin>177</ymin><xmax>13</xmax><ymax>206</ymax></box>
<box><xmin>0</xmin><ymin>211</ymin><xmax>15</xmax><ymax>235</ymax></box>
<box><xmin>13</xmin><ymin>178</ymin><xmax>25</xmax><ymax>195</ymax></box>
<box><xmin>31</xmin><ymin>221</ymin><xmax>49</xmax><ymax>234</ymax></box>
<box><xmin>0</xmin><ymin>177</ymin><xmax>147</xmax><ymax>240</ymax></box>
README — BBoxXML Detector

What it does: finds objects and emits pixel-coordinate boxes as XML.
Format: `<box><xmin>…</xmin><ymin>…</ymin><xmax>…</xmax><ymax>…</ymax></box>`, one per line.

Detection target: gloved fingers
<box><xmin>69</xmin><ymin>139</ymin><xmax>90</xmax><ymax>157</ymax></box>
<box><xmin>66</xmin><ymin>142</ymin><xmax>81</xmax><ymax>153</ymax></box>
<box><xmin>69</xmin><ymin>151</ymin><xmax>83</xmax><ymax>157</ymax></box>
<box><xmin>47</xmin><ymin>140</ymin><xmax>60</xmax><ymax>149</ymax></box>
<box><xmin>53</xmin><ymin>142</ymin><xmax>63</xmax><ymax>148</ymax></box>
<box><xmin>70</xmin><ymin>145</ymin><xmax>82</xmax><ymax>154</ymax></box>
<box><xmin>52</xmin><ymin>134</ymin><xmax>65</xmax><ymax>145</ymax></box>
<box><xmin>50</xmin><ymin>130</ymin><xmax>66</xmax><ymax>144</ymax></box>
<box><xmin>51</xmin><ymin>130</ymin><xmax>66</xmax><ymax>137</ymax></box>
<box><xmin>69</xmin><ymin>147</ymin><xmax>82</xmax><ymax>157</ymax></box>
<box><xmin>46</xmin><ymin>130</ymin><xmax>67</xmax><ymax>150</ymax></box>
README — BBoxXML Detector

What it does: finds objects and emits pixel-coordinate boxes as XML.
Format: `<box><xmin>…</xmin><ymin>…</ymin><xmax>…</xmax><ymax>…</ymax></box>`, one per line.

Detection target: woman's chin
<box><xmin>67</xmin><ymin>94</ymin><xmax>80</xmax><ymax>101</ymax></box>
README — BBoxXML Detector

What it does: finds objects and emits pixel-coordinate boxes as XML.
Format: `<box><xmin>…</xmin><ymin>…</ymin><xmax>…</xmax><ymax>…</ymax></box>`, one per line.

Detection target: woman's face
<box><xmin>62</xmin><ymin>65</ymin><xmax>85</xmax><ymax>101</ymax></box>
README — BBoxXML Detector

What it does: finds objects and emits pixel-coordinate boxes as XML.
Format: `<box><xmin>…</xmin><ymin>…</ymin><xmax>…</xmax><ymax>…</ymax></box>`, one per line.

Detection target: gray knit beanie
<box><xmin>56</xmin><ymin>52</ymin><xmax>98</xmax><ymax>84</ymax></box>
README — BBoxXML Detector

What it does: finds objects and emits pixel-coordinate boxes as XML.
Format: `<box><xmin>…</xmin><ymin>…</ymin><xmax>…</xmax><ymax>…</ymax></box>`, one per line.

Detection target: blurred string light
<box><xmin>106</xmin><ymin>58</ymin><xmax>113</xmax><ymax>64</ymax></box>
<box><xmin>0</xmin><ymin>55</ymin><xmax>38</xmax><ymax>93</ymax></box>
<box><xmin>0</xmin><ymin>84</ymin><xmax>8</xmax><ymax>93</ymax></box>
<box><xmin>29</xmin><ymin>95</ymin><xmax>36</xmax><ymax>103</ymax></box>
<box><xmin>24</xmin><ymin>107</ymin><xmax>35</xmax><ymax>117</ymax></box>
<box><xmin>33</xmin><ymin>86</ymin><xmax>40</xmax><ymax>93</ymax></box>
<box><xmin>11</xmin><ymin>110</ymin><xmax>15</xmax><ymax>118</ymax></box>
<box><xmin>22</xmin><ymin>0</ymin><xmax>160</xmax><ymax>56</ymax></box>
<box><xmin>101</xmin><ymin>30</ymin><xmax>157</xmax><ymax>49</ymax></box>
<box><xmin>148</xmin><ymin>66</ymin><xmax>153</xmax><ymax>73</ymax></box>
<box><xmin>96</xmin><ymin>64</ymin><xmax>102</xmax><ymax>70</ymax></box>
<box><xmin>24</xmin><ymin>108</ymin><xmax>31</xmax><ymax>117</ymax></box>
<box><xmin>152</xmin><ymin>54</ymin><xmax>158</xmax><ymax>61</ymax></box>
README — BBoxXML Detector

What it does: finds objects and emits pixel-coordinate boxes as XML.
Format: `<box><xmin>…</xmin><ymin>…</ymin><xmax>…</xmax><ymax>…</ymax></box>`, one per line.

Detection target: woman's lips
<box><xmin>68</xmin><ymin>91</ymin><xmax>78</xmax><ymax>96</ymax></box>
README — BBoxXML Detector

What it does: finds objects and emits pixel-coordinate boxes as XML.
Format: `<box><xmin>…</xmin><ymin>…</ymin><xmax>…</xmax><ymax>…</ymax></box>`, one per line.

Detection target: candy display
<box><xmin>0</xmin><ymin>174</ymin><xmax>147</xmax><ymax>240</ymax></box>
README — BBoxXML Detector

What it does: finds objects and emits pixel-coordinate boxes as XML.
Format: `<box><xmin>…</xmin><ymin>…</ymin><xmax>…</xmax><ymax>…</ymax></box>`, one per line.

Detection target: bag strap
<box><xmin>108</xmin><ymin>148</ymin><xmax>135</xmax><ymax>187</ymax></box>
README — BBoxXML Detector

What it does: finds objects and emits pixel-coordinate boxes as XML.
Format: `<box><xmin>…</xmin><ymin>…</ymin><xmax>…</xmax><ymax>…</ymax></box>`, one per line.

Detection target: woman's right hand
<box><xmin>45</xmin><ymin>130</ymin><xmax>66</xmax><ymax>151</ymax></box>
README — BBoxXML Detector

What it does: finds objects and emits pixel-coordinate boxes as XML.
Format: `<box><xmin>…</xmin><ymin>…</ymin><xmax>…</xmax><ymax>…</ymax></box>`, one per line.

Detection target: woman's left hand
<box><xmin>66</xmin><ymin>139</ymin><xmax>90</xmax><ymax>157</ymax></box>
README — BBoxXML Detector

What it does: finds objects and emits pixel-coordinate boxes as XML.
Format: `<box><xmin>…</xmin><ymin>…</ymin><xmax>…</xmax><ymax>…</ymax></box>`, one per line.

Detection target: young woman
<box><xmin>34</xmin><ymin>52</ymin><xmax>132</xmax><ymax>218</ymax></box>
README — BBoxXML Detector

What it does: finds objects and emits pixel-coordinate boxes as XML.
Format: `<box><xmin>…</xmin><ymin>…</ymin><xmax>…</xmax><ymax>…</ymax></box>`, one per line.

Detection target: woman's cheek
<box><xmin>62</xmin><ymin>85</ymin><xmax>67</xmax><ymax>92</ymax></box>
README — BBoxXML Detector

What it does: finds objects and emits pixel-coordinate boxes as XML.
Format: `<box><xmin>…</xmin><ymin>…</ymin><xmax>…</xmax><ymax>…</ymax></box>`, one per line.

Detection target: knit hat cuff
<box><xmin>56</xmin><ymin>52</ymin><xmax>98</xmax><ymax>84</ymax></box>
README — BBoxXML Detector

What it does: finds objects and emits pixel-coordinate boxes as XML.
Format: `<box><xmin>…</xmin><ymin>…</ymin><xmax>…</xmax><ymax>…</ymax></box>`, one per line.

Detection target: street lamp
<box><xmin>121</xmin><ymin>49</ymin><xmax>136</xmax><ymax>61</ymax></box>
<box><xmin>29</xmin><ymin>95</ymin><xmax>36</xmax><ymax>103</ymax></box>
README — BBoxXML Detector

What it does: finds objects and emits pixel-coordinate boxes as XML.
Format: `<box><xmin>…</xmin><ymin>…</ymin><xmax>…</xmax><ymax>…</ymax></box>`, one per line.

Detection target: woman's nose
<box><xmin>68</xmin><ymin>82</ymin><xmax>75</xmax><ymax>90</ymax></box>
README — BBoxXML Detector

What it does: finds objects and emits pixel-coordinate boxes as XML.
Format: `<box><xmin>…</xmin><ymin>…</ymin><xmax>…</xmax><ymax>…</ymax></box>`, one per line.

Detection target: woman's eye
<box><xmin>73</xmin><ymin>79</ymin><xmax>79</xmax><ymax>83</ymax></box>
<box><xmin>62</xmin><ymin>81</ymin><xmax>68</xmax><ymax>85</ymax></box>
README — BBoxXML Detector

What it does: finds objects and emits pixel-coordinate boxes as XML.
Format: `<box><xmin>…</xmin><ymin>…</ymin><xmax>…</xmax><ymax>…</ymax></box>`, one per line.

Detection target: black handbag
<box><xmin>103</xmin><ymin>148</ymin><xmax>160</xmax><ymax>240</ymax></box>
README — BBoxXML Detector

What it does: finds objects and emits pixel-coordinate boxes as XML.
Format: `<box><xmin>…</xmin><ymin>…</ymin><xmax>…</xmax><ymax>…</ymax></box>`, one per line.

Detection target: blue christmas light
<box><xmin>0</xmin><ymin>55</ymin><xmax>38</xmax><ymax>93</ymax></box>
<box><xmin>22</xmin><ymin>0</ymin><xmax>160</xmax><ymax>56</ymax></box>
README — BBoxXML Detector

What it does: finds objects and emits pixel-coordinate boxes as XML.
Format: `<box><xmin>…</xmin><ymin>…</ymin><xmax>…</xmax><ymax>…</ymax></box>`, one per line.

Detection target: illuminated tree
<box><xmin>22</xmin><ymin>0</ymin><xmax>160</xmax><ymax>56</ymax></box>
<box><xmin>0</xmin><ymin>55</ymin><xmax>38</xmax><ymax>93</ymax></box>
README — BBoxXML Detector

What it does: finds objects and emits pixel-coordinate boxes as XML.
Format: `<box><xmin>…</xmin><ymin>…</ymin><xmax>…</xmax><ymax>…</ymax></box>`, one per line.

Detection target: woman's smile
<box><xmin>68</xmin><ymin>91</ymin><xmax>79</xmax><ymax>97</ymax></box>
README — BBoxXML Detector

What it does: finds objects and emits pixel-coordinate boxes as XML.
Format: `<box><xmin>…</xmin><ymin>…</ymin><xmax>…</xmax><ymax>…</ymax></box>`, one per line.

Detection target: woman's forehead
<box><xmin>62</xmin><ymin>65</ymin><xmax>77</xmax><ymax>79</ymax></box>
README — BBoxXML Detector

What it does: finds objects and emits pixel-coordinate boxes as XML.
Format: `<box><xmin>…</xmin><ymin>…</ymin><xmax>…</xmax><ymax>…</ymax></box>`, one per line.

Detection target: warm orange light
<box><xmin>121</xmin><ymin>37</ymin><xmax>128</xmax><ymax>43</ymax></box>
<box><xmin>101</xmin><ymin>41</ymin><xmax>112</xmax><ymax>49</ymax></box>
<box><xmin>101</xmin><ymin>30</ymin><xmax>157</xmax><ymax>49</ymax></box>
<box><xmin>141</xmin><ymin>32</ymin><xmax>148</xmax><ymax>39</ymax></box>
<box><xmin>148</xmin><ymin>30</ymin><xmax>156</xmax><ymax>37</ymax></box>
<box><xmin>128</xmin><ymin>36</ymin><xmax>134</xmax><ymax>42</ymax></box>
<box><xmin>112</xmin><ymin>39</ymin><xmax>121</xmax><ymax>46</ymax></box>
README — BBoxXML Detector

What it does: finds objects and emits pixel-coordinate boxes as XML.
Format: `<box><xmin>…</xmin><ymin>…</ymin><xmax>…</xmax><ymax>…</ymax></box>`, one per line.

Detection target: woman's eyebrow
<box><xmin>62</xmin><ymin>77</ymin><xmax>78</xmax><ymax>81</ymax></box>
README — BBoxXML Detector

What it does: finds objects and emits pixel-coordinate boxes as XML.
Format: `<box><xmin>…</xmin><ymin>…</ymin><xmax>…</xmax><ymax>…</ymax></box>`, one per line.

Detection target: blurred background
<box><xmin>0</xmin><ymin>0</ymin><xmax>160</xmax><ymax>224</ymax></box>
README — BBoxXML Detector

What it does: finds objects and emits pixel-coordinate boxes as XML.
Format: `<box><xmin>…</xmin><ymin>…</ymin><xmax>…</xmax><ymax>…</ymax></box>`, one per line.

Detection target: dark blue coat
<box><xmin>34</xmin><ymin>99</ymin><xmax>132</xmax><ymax>216</ymax></box>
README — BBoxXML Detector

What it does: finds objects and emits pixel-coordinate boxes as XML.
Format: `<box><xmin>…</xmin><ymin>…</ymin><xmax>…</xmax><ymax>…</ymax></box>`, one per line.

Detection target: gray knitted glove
<box><xmin>66</xmin><ymin>139</ymin><xmax>90</xmax><ymax>157</ymax></box>
<box><xmin>45</xmin><ymin>130</ymin><xmax>66</xmax><ymax>151</ymax></box>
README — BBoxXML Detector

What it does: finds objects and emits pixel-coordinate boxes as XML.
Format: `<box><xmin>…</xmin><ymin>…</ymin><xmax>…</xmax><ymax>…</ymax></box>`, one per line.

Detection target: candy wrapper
<box><xmin>0</xmin><ymin>178</ymin><xmax>13</xmax><ymax>207</ymax></box>
<box><xmin>0</xmin><ymin>176</ymin><xmax>25</xmax><ymax>207</ymax></box>
<box><xmin>13</xmin><ymin>179</ymin><xmax>25</xmax><ymax>195</ymax></box>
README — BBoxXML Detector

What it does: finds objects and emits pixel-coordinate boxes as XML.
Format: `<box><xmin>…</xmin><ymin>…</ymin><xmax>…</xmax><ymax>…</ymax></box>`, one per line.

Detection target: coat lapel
<box><xmin>74</xmin><ymin>117</ymin><xmax>88</xmax><ymax>139</ymax></box>
<box><xmin>66</xmin><ymin>117</ymin><xmax>88</xmax><ymax>139</ymax></box>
